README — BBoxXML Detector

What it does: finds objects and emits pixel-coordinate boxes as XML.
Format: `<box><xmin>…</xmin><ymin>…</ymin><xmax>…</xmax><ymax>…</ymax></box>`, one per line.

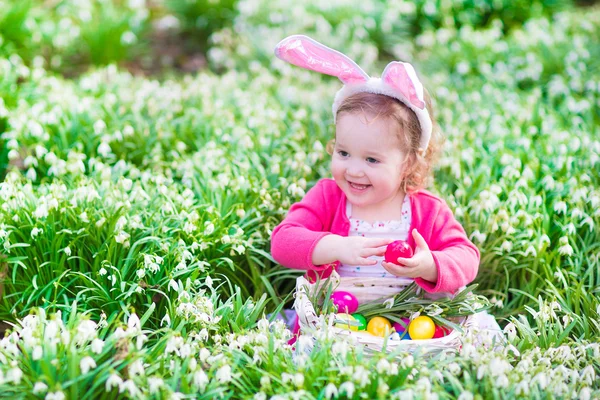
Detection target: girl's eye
<box><xmin>338</xmin><ymin>151</ymin><xmax>349</xmax><ymax>157</ymax></box>
<box><xmin>366</xmin><ymin>157</ymin><xmax>379</xmax><ymax>164</ymax></box>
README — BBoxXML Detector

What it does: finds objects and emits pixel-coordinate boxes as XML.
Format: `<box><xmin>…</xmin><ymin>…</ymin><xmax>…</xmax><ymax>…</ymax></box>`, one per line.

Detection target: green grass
<box><xmin>0</xmin><ymin>0</ymin><xmax>599</xmax><ymax>398</ymax></box>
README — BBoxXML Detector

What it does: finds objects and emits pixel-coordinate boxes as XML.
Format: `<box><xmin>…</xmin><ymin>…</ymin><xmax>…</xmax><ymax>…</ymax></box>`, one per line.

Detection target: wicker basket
<box><xmin>293</xmin><ymin>270</ymin><xmax>476</xmax><ymax>356</ymax></box>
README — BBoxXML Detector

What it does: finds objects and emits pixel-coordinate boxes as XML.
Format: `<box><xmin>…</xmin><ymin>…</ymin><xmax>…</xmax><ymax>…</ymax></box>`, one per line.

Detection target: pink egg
<box><xmin>392</xmin><ymin>318</ymin><xmax>411</xmax><ymax>333</ymax></box>
<box><xmin>330</xmin><ymin>291</ymin><xmax>359</xmax><ymax>314</ymax></box>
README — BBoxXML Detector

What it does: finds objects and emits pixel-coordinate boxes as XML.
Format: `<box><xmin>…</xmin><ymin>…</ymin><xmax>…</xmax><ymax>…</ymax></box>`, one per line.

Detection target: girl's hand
<box><xmin>336</xmin><ymin>236</ymin><xmax>393</xmax><ymax>266</ymax></box>
<box><xmin>382</xmin><ymin>229</ymin><xmax>438</xmax><ymax>283</ymax></box>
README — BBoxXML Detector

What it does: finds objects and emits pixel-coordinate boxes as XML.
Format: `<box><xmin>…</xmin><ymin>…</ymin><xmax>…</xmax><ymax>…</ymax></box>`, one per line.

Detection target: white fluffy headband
<box><xmin>274</xmin><ymin>34</ymin><xmax>432</xmax><ymax>151</ymax></box>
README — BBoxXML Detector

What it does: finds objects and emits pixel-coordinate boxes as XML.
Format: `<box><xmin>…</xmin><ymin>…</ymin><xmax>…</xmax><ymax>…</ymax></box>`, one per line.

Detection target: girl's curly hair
<box><xmin>327</xmin><ymin>91</ymin><xmax>443</xmax><ymax>194</ymax></box>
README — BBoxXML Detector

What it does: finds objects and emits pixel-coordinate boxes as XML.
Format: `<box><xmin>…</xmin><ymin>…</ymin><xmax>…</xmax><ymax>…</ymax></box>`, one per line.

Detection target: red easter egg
<box><xmin>433</xmin><ymin>325</ymin><xmax>451</xmax><ymax>338</ymax></box>
<box><xmin>330</xmin><ymin>291</ymin><xmax>359</xmax><ymax>314</ymax></box>
<box><xmin>384</xmin><ymin>240</ymin><xmax>414</xmax><ymax>264</ymax></box>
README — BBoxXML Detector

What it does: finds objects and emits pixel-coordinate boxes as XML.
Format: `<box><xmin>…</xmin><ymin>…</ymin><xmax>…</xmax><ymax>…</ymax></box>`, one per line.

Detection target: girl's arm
<box><xmin>270</xmin><ymin>180</ymin><xmax>334</xmax><ymax>271</ymax></box>
<box><xmin>414</xmin><ymin>203</ymin><xmax>480</xmax><ymax>294</ymax></box>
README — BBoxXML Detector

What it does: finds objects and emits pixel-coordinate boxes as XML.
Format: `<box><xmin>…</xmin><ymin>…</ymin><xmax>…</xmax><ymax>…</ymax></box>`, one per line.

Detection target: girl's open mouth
<box><xmin>349</xmin><ymin>182</ymin><xmax>371</xmax><ymax>191</ymax></box>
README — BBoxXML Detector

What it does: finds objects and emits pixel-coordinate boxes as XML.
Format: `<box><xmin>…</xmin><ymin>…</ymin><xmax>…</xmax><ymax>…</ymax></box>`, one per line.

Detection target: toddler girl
<box><xmin>271</xmin><ymin>35</ymin><xmax>479</xmax><ymax>295</ymax></box>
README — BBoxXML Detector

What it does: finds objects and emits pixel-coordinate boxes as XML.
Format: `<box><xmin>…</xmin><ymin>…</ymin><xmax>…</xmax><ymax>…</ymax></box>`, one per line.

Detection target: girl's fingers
<box><xmin>382</xmin><ymin>262</ymin><xmax>416</xmax><ymax>277</ymax></box>
<box><xmin>412</xmin><ymin>229</ymin><xmax>429</xmax><ymax>250</ymax></box>
<box><xmin>366</xmin><ymin>237</ymin><xmax>394</xmax><ymax>247</ymax></box>
<box><xmin>360</xmin><ymin>247</ymin><xmax>387</xmax><ymax>257</ymax></box>
<box><xmin>396</xmin><ymin>257</ymin><xmax>418</xmax><ymax>267</ymax></box>
<box><xmin>358</xmin><ymin>257</ymin><xmax>378</xmax><ymax>266</ymax></box>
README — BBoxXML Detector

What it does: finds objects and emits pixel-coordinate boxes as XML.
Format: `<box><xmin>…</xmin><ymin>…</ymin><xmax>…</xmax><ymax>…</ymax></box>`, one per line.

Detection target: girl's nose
<box><xmin>346</xmin><ymin>162</ymin><xmax>365</xmax><ymax>178</ymax></box>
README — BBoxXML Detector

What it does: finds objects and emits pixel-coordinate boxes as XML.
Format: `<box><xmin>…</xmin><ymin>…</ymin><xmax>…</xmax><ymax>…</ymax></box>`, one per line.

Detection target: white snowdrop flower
<box><xmin>97</xmin><ymin>142</ymin><xmax>112</xmax><ymax>157</ymax></box>
<box><xmin>339</xmin><ymin>381</ymin><xmax>355</xmax><ymax>398</ymax></box>
<box><xmin>324</xmin><ymin>383</ymin><xmax>338</xmax><ymax>399</ymax></box>
<box><xmin>579</xmin><ymin>387</ymin><xmax>591</xmax><ymax>400</ymax></box>
<box><xmin>32</xmin><ymin>345</ymin><xmax>43</xmax><ymax>360</ymax></box>
<box><xmin>193</xmin><ymin>369</ymin><xmax>208</xmax><ymax>389</ymax></box>
<box><xmin>161</xmin><ymin>314</ymin><xmax>171</xmax><ymax>327</ymax></box>
<box><xmin>147</xmin><ymin>377</ymin><xmax>164</xmax><ymax>394</ymax></box>
<box><xmin>565</xmin><ymin>223</ymin><xmax>576</xmax><ymax>235</ymax></box>
<box><xmin>383</xmin><ymin>298</ymin><xmax>394</xmax><ymax>309</ymax></box>
<box><xmin>119</xmin><ymin>380</ymin><xmax>140</xmax><ymax>397</ymax></box>
<box><xmin>205</xmin><ymin>276</ymin><xmax>213</xmax><ymax>288</ymax></box>
<box><xmin>469</xmin><ymin>230</ymin><xmax>487</xmax><ymax>244</ymax></box>
<box><xmin>96</xmin><ymin>217</ymin><xmax>106</xmax><ymax>228</ymax></box>
<box><xmin>115</xmin><ymin>216</ymin><xmax>127</xmax><ymax>231</ymax></box>
<box><xmin>500</xmin><ymin>240</ymin><xmax>513</xmax><ymax>253</ymax></box>
<box><xmin>105</xmin><ymin>373</ymin><xmax>122</xmax><ymax>391</ymax></box>
<box><xmin>45</xmin><ymin>391</ymin><xmax>65</xmax><ymax>400</ymax></box>
<box><xmin>524</xmin><ymin>245</ymin><xmax>537</xmax><ymax>257</ymax></box>
<box><xmin>580</xmin><ymin>365</ymin><xmax>596</xmax><ymax>386</ymax></box>
<box><xmin>30</xmin><ymin>228</ymin><xmax>43</xmax><ymax>239</ymax></box>
<box><xmin>114</xmin><ymin>231</ymin><xmax>130</xmax><ymax>244</ymax></box>
<box><xmin>128</xmin><ymin>359</ymin><xmax>144</xmax><ymax>376</ymax></box>
<box><xmin>558</xmin><ymin>242</ymin><xmax>574</xmax><ymax>257</ymax></box>
<box><xmin>128</xmin><ymin>313</ymin><xmax>140</xmax><ymax>330</ymax></box>
<box><xmin>26</xmin><ymin>168</ymin><xmax>37</xmax><ymax>181</ymax></box>
<box><xmin>168</xmin><ymin>279</ymin><xmax>179</xmax><ymax>292</ymax></box>
<box><xmin>33</xmin><ymin>203</ymin><xmax>49</xmax><ymax>219</ymax></box>
<box><xmin>199</xmin><ymin>347</ymin><xmax>210</xmax><ymax>362</ymax></box>
<box><xmin>99</xmin><ymin>267</ymin><xmax>107</xmax><ymax>276</ymax></box>
<box><xmin>136</xmin><ymin>269</ymin><xmax>145</xmax><ymax>278</ymax></box>
<box><xmin>7</xmin><ymin>367</ymin><xmax>23</xmax><ymax>384</ymax></box>
<box><xmin>91</xmin><ymin>338</ymin><xmax>104</xmax><ymax>354</ymax></box>
<box><xmin>553</xmin><ymin>201</ymin><xmax>567</xmax><ymax>214</ymax></box>
<box><xmin>63</xmin><ymin>246</ymin><xmax>71</xmax><ymax>256</ymax></box>
<box><xmin>221</xmin><ymin>235</ymin><xmax>231</xmax><ymax>244</ymax></box>
<box><xmin>80</xmin><ymin>356</ymin><xmax>96</xmax><ymax>374</ymax></box>
<box><xmin>79</xmin><ymin>212</ymin><xmax>89</xmax><ymax>223</ymax></box>
<box><xmin>457</xmin><ymin>391</ymin><xmax>474</xmax><ymax>400</ymax></box>
<box><xmin>183</xmin><ymin>222</ymin><xmax>196</xmax><ymax>234</ymax></box>
<box><xmin>216</xmin><ymin>365</ymin><xmax>232</xmax><ymax>383</ymax></box>
<box><xmin>93</xmin><ymin>120</ymin><xmax>106</xmax><ymax>134</ymax></box>
<box><xmin>33</xmin><ymin>382</ymin><xmax>48</xmax><ymax>394</ymax></box>
<box><xmin>120</xmin><ymin>31</ymin><xmax>137</xmax><ymax>45</ymax></box>
<box><xmin>204</xmin><ymin>223</ymin><xmax>215</xmax><ymax>235</ymax></box>
<box><xmin>457</xmin><ymin>61</ymin><xmax>470</xmax><ymax>75</ymax></box>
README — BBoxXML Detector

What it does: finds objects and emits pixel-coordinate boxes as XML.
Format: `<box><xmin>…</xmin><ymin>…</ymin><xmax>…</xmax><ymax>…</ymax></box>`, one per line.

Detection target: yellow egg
<box><xmin>366</xmin><ymin>316</ymin><xmax>392</xmax><ymax>337</ymax></box>
<box><xmin>334</xmin><ymin>313</ymin><xmax>359</xmax><ymax>331</ymax></box>
<box><xmin>408</xmin><ymin>316</ymin><xmax>435</xmax><ymax>340</ymax></box>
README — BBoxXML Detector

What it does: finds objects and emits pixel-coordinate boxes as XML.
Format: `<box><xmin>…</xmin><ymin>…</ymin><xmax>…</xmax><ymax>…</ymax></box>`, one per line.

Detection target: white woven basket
<box><xmin>293</xmin><ymin>270</ymin><xmax>476</xmax><ymax>356</ymax></box>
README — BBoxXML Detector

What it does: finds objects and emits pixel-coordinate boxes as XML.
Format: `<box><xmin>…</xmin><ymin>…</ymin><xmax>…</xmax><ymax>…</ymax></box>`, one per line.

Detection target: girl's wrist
<box><xmin>312</xmin><ymin>234</ymin><xmax>343</xmax><ymax>265</ymax></box>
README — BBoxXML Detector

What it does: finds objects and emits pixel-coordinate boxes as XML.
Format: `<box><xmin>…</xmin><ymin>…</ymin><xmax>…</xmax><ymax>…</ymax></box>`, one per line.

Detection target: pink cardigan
<box><xmin>271</xmin><ymin>178</ymin><xmax>480</xmax><ymax>294</ymax></box>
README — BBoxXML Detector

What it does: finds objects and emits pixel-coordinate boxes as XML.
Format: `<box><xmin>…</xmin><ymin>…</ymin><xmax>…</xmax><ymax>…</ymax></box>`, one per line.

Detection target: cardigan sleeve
<box><xmin>270</xmin><ymin>180</ymin><xmax>334</xmax><ymax>272</ymax></box>
<box><xmin>414</xmin><ymin>201</ymin><xmax>480</xmax><ymax>294</ymax></box>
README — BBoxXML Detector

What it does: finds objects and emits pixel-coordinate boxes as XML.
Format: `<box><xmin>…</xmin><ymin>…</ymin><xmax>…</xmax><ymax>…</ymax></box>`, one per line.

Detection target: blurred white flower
<box><xmin>33</xmin><ymin>382</ymin><xmax>48</xmax><ymax>394</ymax></box>
<box><xmin>91</xmin><ymin>338</ymin><xmax>104</xmax><ymax>354</ymax></box>
<box><xmin>216</xmin><ymin>365</ymin><xmax>232</xmax><ymax>383</ymax></box>
<box><xmin>80</xmin><ymin>356</ymin><xmax>96</xmax><ymax>374</ymax></box>
<box><xmin>45</xmin><ymin>391</ymin><xmax>65</xmax><ymax>400</ymax></box>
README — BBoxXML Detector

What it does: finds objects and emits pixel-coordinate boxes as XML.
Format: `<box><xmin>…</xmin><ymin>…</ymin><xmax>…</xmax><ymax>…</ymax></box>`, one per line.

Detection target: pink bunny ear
<box><xmin>381</xmin><ymin>62</ymin><xmax>425</xmax><ymax>110</ymax></box>
<box><xmin>274</xmin><ymin>35</ymin><xmax>369</xmax><ymax>84</ymax></box>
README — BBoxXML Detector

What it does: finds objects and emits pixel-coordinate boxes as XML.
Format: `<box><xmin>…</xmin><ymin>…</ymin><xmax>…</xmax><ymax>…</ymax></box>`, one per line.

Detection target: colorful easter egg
<box><xmin>433</xmin><ymin>325</ymin><xmax>451</xmax><ymax>338</ymax></box>
<box><xmin>351</xmin><ymin>313</ymin><xmax>367</xmax><ymax>331</ymax></box>
<box><xmin>408</xmin><ymin>316</ymin><xmax>435</xmax><ymax>340</ymax></box>
<box><xmin>393</xmin><ymin>318</ymin><xmax>411</xmax><ymax>339</ymax></box>
<box><xmin>367</xmin><ymin>316</ymin><xmax>392</xmax><ymax>337</ymax></box>
<box><xmin>384</xmin><ymin>240</ymin><xmax>414</xmax><ymax>264</ymax></box>
<box><xmin>330</xmin><ymin>291</ymin><xmax>359</xmax><ymax>314</ymax></box>
<box><xmin>334</xmin><ymin>313</ymin><xmax>359</xmax><ymax>331</ymax></box>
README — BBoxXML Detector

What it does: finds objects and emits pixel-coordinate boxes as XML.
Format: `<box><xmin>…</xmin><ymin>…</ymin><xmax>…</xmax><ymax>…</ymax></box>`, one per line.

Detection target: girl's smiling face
<box><xmin>332</xmin><ymin>111</ymin><xmax>406</xmax><ymax>213</ymax></box>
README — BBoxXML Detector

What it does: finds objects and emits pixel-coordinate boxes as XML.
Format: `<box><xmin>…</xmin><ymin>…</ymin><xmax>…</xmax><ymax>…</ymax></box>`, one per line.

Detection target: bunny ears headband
<box><xmin>274</xmin><ymin>35</ymin><xmax>432</xmax><ymax>151</ymax></box>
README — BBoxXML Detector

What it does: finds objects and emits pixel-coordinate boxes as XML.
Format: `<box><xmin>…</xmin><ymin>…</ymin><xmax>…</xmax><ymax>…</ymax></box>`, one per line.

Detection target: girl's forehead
<box><xmin>336</xmin><ymin>113</ymin><xmax>402</xmax><ymax>147</ymax></box>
